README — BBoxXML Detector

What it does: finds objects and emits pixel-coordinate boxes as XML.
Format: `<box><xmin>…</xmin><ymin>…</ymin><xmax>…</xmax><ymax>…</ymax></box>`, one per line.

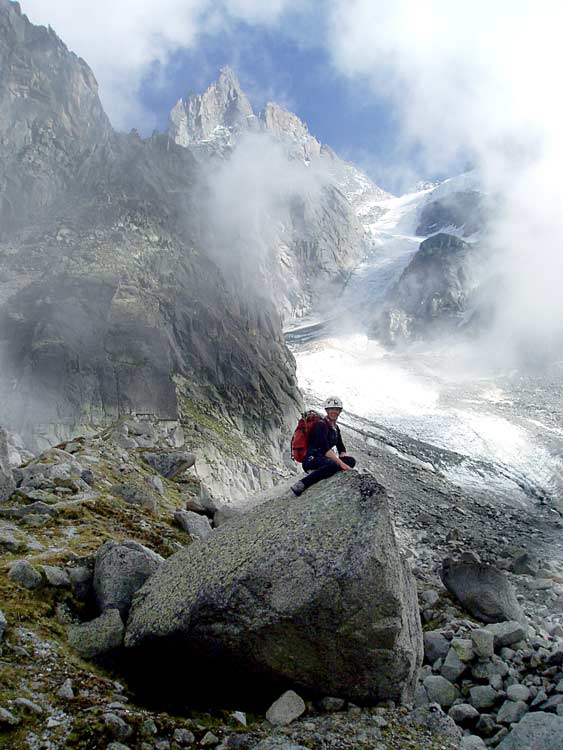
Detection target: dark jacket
<box><xmin>306</xmin><ymin>419</ymin><xmax>346</xmax><ymax>459</ymax></box>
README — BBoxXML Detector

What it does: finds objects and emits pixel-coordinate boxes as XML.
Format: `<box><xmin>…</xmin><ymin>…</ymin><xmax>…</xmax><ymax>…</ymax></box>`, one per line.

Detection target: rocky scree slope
<box><xmin>3</xmin><ymin>417</ymin><xmax>563</xmax><ymax>750</ymax></box>
<box><xmin>0</xmin><ymin>1</ymin><xmax>301</xmax><ymax>498</ymax></box>
<box><xmin>0</xmin><ymin>418</ymin><xmax>441</xmax><ymax>750</ymax></box>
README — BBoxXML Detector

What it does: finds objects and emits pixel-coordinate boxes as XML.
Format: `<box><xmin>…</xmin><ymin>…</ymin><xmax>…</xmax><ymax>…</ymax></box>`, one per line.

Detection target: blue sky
<box><xmin>138</xmin><ymin>21</ymin><xmax>409</xmax><ymax>192</ymax></box>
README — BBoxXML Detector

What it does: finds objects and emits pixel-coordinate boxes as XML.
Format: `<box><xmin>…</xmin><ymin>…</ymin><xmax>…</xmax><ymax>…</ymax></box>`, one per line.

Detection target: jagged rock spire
<box><xmin>169</xmin><ymin>66</ymin><xmax>255</xmax><ymax>146</ymax></box>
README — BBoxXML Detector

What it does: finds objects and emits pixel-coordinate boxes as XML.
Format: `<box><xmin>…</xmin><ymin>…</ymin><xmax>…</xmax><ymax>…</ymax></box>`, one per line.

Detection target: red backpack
<box><xmin>290</xmin><ymin>411</ymin><xmax>324</xmax><ymax>462</ymax></box>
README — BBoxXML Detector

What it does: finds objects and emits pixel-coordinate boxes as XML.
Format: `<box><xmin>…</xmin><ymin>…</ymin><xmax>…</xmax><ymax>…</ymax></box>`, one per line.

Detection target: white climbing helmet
<box><xmin>323</xmin><ymin>396</ymin><xmax>343</xmax><ymax>410</ymax></box>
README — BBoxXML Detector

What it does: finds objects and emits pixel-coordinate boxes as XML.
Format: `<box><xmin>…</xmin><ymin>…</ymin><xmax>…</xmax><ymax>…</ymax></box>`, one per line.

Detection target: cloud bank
<box><xmin>327</xmin><ymin>0</ymin><xmax>563</xmax><ymax>364</ymax></box>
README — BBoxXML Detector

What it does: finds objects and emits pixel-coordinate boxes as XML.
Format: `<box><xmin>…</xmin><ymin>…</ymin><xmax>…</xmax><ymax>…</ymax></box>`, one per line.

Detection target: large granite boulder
<box><xmin>94</xmin><ymin>540</ymin><xmax>164</xmax><ymax>619</ymax></box>
<box><xmin>440</xmin><ymin>558</ymin><xmax>524</xmax><ymax>624</ymax></box>
<box><xmin>0</xmin><ymin>427</ymin><xmax>15</xmax><ymax>502</ymax></box>
<box><xmin>125</xmin><ymin>472</ymin><xmax>422</xmax><ymax>708</ymax></box>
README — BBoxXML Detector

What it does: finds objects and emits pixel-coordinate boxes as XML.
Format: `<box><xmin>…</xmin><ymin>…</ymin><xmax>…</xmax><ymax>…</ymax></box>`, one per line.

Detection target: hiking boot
<box><xmin>291</xmin><ymin>480</ymin><xmax>305</xmax><ymax>497</ymax></box>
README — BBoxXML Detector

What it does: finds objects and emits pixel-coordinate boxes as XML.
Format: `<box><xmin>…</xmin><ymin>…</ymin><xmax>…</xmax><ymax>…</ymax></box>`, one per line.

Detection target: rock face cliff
<box><xmin>0</xmin><ymin>2</ymin><xmax>301</xmax><ymax>497</ymax></box>
<box><xmin>371</xmin><ymin>233</ymin><xmax>478</xmax><ymax>345</ymax></box>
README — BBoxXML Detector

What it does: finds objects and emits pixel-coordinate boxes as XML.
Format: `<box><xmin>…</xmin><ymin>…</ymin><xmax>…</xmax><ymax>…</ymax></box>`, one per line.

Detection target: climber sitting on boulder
<box><xmin>291</xmin><ymin>396</ymin><xmax>356</xmax><ymax>496</ymax></box>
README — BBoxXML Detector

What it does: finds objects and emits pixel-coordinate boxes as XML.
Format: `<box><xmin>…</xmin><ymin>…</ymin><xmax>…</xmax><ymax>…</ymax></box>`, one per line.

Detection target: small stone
<box><xmin>58</xmin><ymin>678</ymin><xmax>74</xmax><ymax>699</ymax></box>
<box><xmin>451</xmin><ymin>637</ymin><xmax>474</xmax><ymax>662</ymax></box>
<box><xmin>496</xmin><ymin>699</ymin><xmax>528</xmax><ymax>724</ymax></box>
<box><xmin>485</xmin><ymin>621</ymin><xmax>527</xmax><ymax>649</ymax></box>
<box><xmin>111</xmin><ymin>482</ymin><xmax>158</xmax><ymax>513</ymax></box>
<box><xmin>103</xmin><ymin>713</ymin><xmax>133</xmax><ymax>741</ymax></box>
<box><xmin>41</xmin><ymin>565</ymin><xmax>71</xmax><ymax>587</ymax></box>
<box><xmin>174</xmin><ymin>510</ymin><xmax>212</xmax><ymax>541</ymax></box>
<box><xmin>142</xmin><ymin>451</ymin><xmax>196</xmax><ymax>479</ymax></box>
<box><xmin>441</xmin><ymin>647</ymin><xmax>467</xmax><ymax>682</ymax></box>
<box><xmin>141</xmin><ymin>719</ymin><xmax>158</xmax><ymax>737</ymax></box>
<box><xmin>200</xmin><ymin>731</ymin><xmax>219</xmax><ymax>746</ymax></box>
<box><xmin>424</xmin><ymin>630</ymin><xmax>450</xmax><ymax>664</ymax></box>
<box><xmin>174</xmin><ymin>728</ymin><xmax>196</xmax><ymax>746</ymax></box>
<box><xmin>460</xmin><ymin>735</ymin><xmax>486</xmax><ymax>749</ymax></box>
<box><xmin>106</xmin><ymin>744</ymin><xmax>132</xmax><ymax>750</ymax></box>
<box><xmin>68</xmin><ymin>608</ymin><xmax>124</xmax><ymax>658</ymax></box>
<box><xmin>68</xmin><ymin>566</ymin><xmax>92</xmax><ymax>601</ymax></box>
<box><xmin>475</xmin><ymin>714</ymin><xmax>498</xmax><ymax>737</ymax></box>
<box><xmin>8</xmin><ymin>560</ymin><xmax>42</xmax><ymax>589</ymax></box>
<box><xmin>506</xmin><ymin>684</ymin><xmax>531</xmax><ymax>702</ymax></box>
<box><xmin>0</xmin><ymin>609</ymin><xmax>7</xmax><ymax>642</ymax></box>
<box><xmin>231</xmin><ymin>711</ymin><xmax>246</xmax><ymax>726</ymax></box>
<box><xmin>319</xmin><ymin>696</ymin><xmax>345</xmax><ymax>712</ymax></box>
<box><xmin>471</xmin><ymin>628</ymin><xmax>495</xmax><ymax>659</ymax></box>
<box><xmin>145</xmin><ymin>475</ymin><xmax>166</xmax><ymax>496</ymax></box>
<box><xmin>0</xmin><ymin>706</ymin><xmax>20</xmax><ymax>726</ymax></box>
<box><xmin>448</xmin><ymin>703</ymin><xmax>479</xmax><ymax>726</ymax></box>
<box><xmin>423</xmin><ymin>675</ymin><xmax>460</xmax><ymax>708</ymax></box>
<box><xmin>266</xmin><ymin>690</ymin><xmax>306</xmax><ymax>726</ymax></box>
<box><xmin>422</xmin><ymin>590</ymin><xmax>440</xmax><ymax>607</ymax></box>
<box><xmin>15</xmin><ymin>697</ymin><xmax>43</xmax><ymax>714</ymax></box>
<box><xmin>469</xmin><ymin>685</ymin><xmax>498</xmax><ymax>710</ymax></box>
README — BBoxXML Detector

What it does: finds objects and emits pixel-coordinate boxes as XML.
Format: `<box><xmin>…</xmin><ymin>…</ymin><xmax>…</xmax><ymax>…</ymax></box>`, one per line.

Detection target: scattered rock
<box><xmin>94</xmin><ymin>540</ymin><xmax>164</xmax><ymax>618</ymax></box>
<box><xmin>8</xmin><ymin>560</ymin><xmax>42</xmax><ymax>589</ymax></box>
<box><xmin>103</xmin><ymin>712</ymin><xmax>133</xmax><ymax>741</ymax></box>
<box><xmin>174</xmin><ymin>728</ymin><xmax>196</xmax><ymax>746</ymax></box>
<box><xmin>201</xmin><ymin>731</ymin><xmax>220</xmax><ymax>746</ymax></box>
<box><xmin>15</xmin><ymin>697</ymin><xmax>43</xmax><ymax>714</ymax></box>
<box><xmin>142</xmin><ymin>451</ymin><xmax>196</xmax><ymax>479</ymax></box>
<box><xmin>174</xmin><ymin>509</ymin><xmax>212</xmax><ymax>540</ymax></box>
<box><xmin>58</xmin><ymin>678</ymin><xmax>74</xmax><ymax>699</ymax></box>
<box><xmin>471</xmin><ymin>628</ymin><xmax>495</xmax><ymax>659</ymax></box>
<box><xmin>411</xmin><ymin>704</ymin><xmax>462</xmax><ymax>742</ymax></box>
<box><xmin>424</xmin><ymin>630</ymin><xmax>450</xmax><ymax>664</ymax></box>
<box><xmin>111</xmin><ymin>482</ymin><xmax>159</xmax><ymax>513</ymax></box>
<box><xmin>506</xmin><ymin>684</ymin><xmax>531</xmax><ymax>702</ymax></box>
<box><xmin>448</xmin><ymin>703</ymin><xmax>479</xmax><ymax>726</ymax></box>
<box><xmin>423</xmin><ymin>676</ymin><xmax>460</xmax><ymax>708</ymax></box>
<box><xmin>319</xmin><ymin>697</ymin><xmax>345</xmax><ymax>712</ymax></box>
<box><xmin>41</xmin><ymin>565</ymin><xmax>71</xmax><ymax>587</ymax></box>
<box><xmin>496</xmin><ymin>699</ymin><xmax>528</xmax><ymax>724</ymax></box>
<box><xmin>496</xmin><ymin>710</ymin><xmax>563</xmax><ymax>749</ymax></box>
<box><xmin>0</xmin><ymin>609</ymin><xmax>6</xmax><ymax>642</ymax></box>
<box><xmin>440</xmin><ymin>558</ymin><xmax>524</xmax><ymax>623</ymax></box>
<box><xmin>0</xmin><ymin>706</ymin><xmax>20</xmax><ymax>726</ymax></box>
<box><xmin>461</xmin><ymin>736</ymin><xmax>486</xmax><ymax>749</ymax></box>
<box><xmin>510</xmin><ymin>553</ymin><xmax>540</xmax><ymax>576</ymax></box>
<box><xmin>469</xmin><ymin>685</ymin><xmax>498</xmax><ymax>710</ymax></box>
<box><xmin>441</xmin><ymin>647</ymin><xmax>467</xmax><ymax>682</ymax></box>
<box><xmin>253</xmin><ymin>741</ymin><xmax>309</xmax><ymax>750</ymax></box>
<box><xmin>485</xmin><ymin>621</ymin><xmax>527</xmax><ymax>648</ymax></box>
<box><xmin>266</xmin><ymin>691</ymin><xmax>306</xmax><ymax>726</ymax></box>
<box><xmin>68</xmin><ymin>608</ymin><xmax>125</xmax><ymax>658</ymax></box>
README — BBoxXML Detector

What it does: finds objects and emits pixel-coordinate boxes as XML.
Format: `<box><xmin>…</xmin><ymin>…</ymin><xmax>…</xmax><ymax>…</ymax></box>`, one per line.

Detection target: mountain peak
<box><xmin>259</xmin><ymin>102</ymin><xmax>321</xmax><ymax>161</ymax></box>
<box><xmin>168</xmin><ymin>67</ymin><xmax>254</xmax><ymax>146</ymax></box>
